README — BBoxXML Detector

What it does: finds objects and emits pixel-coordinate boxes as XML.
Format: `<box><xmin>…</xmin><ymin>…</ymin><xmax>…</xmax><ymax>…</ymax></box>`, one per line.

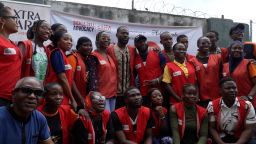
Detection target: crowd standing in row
<box><xmin>1</xmin><ymin>2</ymin><xmax>256</xmax><ymax>144</ymax></box>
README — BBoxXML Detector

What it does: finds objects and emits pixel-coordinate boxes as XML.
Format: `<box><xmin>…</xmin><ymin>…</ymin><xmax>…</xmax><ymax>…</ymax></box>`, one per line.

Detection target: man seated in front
<box><xmin>111</xmin><ymin>87</ymin><xmax>154</xmax><ymax>144</ymax></box>
<box><xmin>208</xmin><ymin>77</ymin><xmax>256</xmax><ymax>144</ymax></box>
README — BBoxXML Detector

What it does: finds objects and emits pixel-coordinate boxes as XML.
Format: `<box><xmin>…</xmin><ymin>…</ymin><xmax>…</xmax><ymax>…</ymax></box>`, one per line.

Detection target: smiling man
<box><xmin>0</xmin><ymin>77</ymin><xmax>53</xmax><ymax>144</ymax></box>
<box><xmin>208</xmin><ymin>77</ymin><xmax>256</xmax><ymax>144</ymax></box>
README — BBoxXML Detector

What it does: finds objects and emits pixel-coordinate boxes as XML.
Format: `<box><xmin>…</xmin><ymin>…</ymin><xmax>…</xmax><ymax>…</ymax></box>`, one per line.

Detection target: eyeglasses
<box><xmin>15</xmin><ymin>87</ymin><xmax>44</xmax><ymax>98</ymax></box>
<box><xmin>1</xmin><ymin>16</ymin><xmax>18</xmax><ymax>20</ymax></box>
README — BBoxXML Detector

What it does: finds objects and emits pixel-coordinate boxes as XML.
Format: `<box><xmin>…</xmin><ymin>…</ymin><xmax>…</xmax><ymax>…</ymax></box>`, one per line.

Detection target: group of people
<box><xmin>1</xmin><ymin>2</ymin><xmax>256</xmax><ymax>144</ymax></box>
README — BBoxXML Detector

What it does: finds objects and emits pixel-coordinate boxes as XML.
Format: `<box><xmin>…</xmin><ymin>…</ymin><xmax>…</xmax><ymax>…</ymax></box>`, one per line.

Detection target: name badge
<box><xmin>65</xmin><ymin>64</ymin><xmax>72</xmax><ymax>70</ymax></box>
<box><xmin>123</xmin><ymin>125</ymin><xmax>129</xmax><ymax>130</ymax></box>
<box><xmin>195</xmin><ymin>66</ymin><xmax>200</xmax><ymax>71</ymax></box>
<box><xmin>135</xmin><ymin>64</ymin><xmax>141</xmax><ymax>69</ymax></box>
<box><xmin>4</xmin><ymin>48</ymin><xmax>17</xmax><ymax>55</ymax></box>
<box><xmin>178</xmin><ymin>119</ymin><xmax>182</xmax><ymax>125</ymax></box>
<box><xmin>99</xmin><ymin>60</ymin><xmax>107</xmax><ymax>65</ymax></box>
<box><xmin>26</xmin><ymin>58</ymin><xmax>32</xmax><ymax>64</ymax></box>
<box><xmin>76</xmin><ymin>66</ymin><xmax>81</xmax><ymax>71</ymax></box>
<box><xmin>222</xmin><ymin>72</ymin><xmax>227</xmax><ymax>77</ymax></box>
<box><xmin>173</xmin><ymin>71</ymin><xmax>181</xmax><ymax>77</ymax></box>
<box><xmin>88</xmin><ymin>133</ymin><xmax>92</xmax><ymax>140</ymax></box>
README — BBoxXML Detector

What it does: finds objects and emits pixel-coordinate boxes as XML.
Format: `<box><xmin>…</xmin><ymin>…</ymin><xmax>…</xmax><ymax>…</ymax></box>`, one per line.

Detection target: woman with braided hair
<box><xmin>18</xmin><ymin>20</ymin><xmax>51</xmax><ymax>81</ymax></box>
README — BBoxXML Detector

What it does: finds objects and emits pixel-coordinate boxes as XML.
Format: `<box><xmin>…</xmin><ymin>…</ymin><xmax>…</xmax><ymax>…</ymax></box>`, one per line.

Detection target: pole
<box><xmin>250</xmin><ymin>20</ymin><xmax>253</xmax><ymax>41</ymax></box>
<box><xmin>132</xmin><ymin>0</ymin><xmax>134</xmax><ymax>10</ymax></box>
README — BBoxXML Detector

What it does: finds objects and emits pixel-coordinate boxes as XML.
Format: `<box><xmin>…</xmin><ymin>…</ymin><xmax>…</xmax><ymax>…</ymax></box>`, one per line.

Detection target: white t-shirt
<box><xmin>31</xmin><ymin>42</ymin><xmax>48</xmax><ymax>81</ymax></box>
<box><xmin>207</xmin><ymin>98</ymin><xmax>256</xmax><ymax>137</ymax></box>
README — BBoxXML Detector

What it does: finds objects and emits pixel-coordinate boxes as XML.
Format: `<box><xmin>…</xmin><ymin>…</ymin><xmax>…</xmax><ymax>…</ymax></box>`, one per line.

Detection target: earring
<box><xmin>0</xmin><ymin>24</ymin><xmax>4</xmax><ymax>31</ymax></box>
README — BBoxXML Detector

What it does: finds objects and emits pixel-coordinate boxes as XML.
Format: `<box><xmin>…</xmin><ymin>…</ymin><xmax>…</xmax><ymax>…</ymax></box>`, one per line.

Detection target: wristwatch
<box><xmin>247</xmin><ymin>95</ymin><xmax>254</xmax><ymax>101</ymax></box>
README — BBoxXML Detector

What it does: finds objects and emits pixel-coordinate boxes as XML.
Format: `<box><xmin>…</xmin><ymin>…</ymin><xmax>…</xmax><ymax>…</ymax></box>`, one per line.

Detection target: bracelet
<box><xmin>160</xmin><ymin>116</ymin><xmax>165</xmax><ymax>120</ymax></box>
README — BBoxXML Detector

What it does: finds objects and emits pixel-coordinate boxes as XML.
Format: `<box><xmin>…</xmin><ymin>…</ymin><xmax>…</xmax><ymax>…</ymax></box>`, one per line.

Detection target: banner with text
<box><xmin>51</xmin><ymin>11</ymin><xmax>202</xmax><ymax>54</ymax></box>
<box><xmin>2</xmin><ymin>0</ymin><xmax>51</xmax><ymax>42</ymax></box>
<box><xmin>51</xmin><ymin>11</ymin><xmax>202</xmax><ymax>55</ymax></box>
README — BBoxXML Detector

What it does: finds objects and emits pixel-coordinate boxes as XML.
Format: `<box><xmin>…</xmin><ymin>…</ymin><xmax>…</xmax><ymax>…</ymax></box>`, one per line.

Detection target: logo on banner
<box><xmin>14</xmin><ymin>9</ymin><xmax>41</xmax><ymax>31</ymax></box>
<box><xmin>72</xmin><ymin>20</ymin><xmax>111</xmax><ymax>32</ymax></box>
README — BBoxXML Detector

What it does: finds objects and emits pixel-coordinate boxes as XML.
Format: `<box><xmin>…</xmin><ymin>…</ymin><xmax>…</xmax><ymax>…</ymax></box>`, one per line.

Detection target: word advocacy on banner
<box><xmin>2</xmin><ymin>0</ymin><xmax>51</xmax><ymax>42</ymax></box>
<box><xmin>51</xmin><ymin>10</ymin><xmax>202</xmax><ymax>55</ymax></box>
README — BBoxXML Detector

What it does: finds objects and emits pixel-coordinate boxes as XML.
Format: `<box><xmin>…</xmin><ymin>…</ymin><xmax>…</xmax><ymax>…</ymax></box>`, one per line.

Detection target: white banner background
<box><xmin>51</xmin><ymin>11</ymin><xmax>202</xmax><ymax>55</ymax></box>
<box><xmin>2</xmin><ymin>0</ymin><xmax>202</xmax><ymax>55</ymax></box>
<box><xmin>2</xmin><ymin>0</ymin><xmax>51</xmax><ymax>42</ymax></box>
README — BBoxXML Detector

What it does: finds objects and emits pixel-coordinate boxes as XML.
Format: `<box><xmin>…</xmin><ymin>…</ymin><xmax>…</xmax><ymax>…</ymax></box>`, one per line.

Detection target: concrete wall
<box><xmin>49</xmin><ymin>1</ymin><xmax>207</xmax><ymax>33</ymax></box>
<box><xmin>207</xmin><ymin>18</ymin><xmax>249</xmax><ymax>47</ymax></box>
<box><xmin>11</xmin><ymin>0</ymin><xmax>250</xmax><ymax>47</ymax></box>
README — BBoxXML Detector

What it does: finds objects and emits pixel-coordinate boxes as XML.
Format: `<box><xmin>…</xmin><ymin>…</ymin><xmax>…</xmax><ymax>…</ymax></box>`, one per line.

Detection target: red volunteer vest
<box><xmin>166</xmin><ymin>62</ymin><xmax>196</xmax><ymax>104</ymax></box>
<box><xmin>174</xmin><ymin>102</ymin><xmax>207</xmax><ymax>139</ymax></box>
<box><xmin>223</xmin><ymin>59</ymin><xmax>253</xmax><ymax>98</ymax></box>
<box><xmin>38</xmin><ymin>105</ymin><xmax>77</xmax><ymax>144</ymax></box>
<box><xmin>0</xmin><ymin>36</ymin><xmax>22</xmax><ymax>101</ymax></box>
<box><xmin>19</xmin><ymin>40</ymin><xmax>49</xmax><ymax>78</ymax></box>
<box><xmin>69</xmin><ymin>52</ymin><xmax>88</xmax><ymax>101</ymax></box>
<box><xmin>161</xmin><ymin>50</ymin><xmax>174</xmax><ymax>63</ymax></box>
<box><xmin>186</xmin><ymin>54</ymin><xmax>195</xmax><ymax>62</ymax></box>
<box><xmin>221</xmin><ymin>47</ymin><xmax>229</xmax><ymax>63</ymax></box>
<box><xmin>135</xmin><ymin>51</ymin><xmax>163</xmax><ymax>96</ymax></box>
<box><xmin>91</xmin><ymin>51</ymin><xmax>117</xmax><ymax>98</ymax></box>
<box><xmin>212</xmin><ymin>98</ymin><xmax>248</xmax><ymax>138</ymax></box>
<box><xmin>44</xmin><ymin>48</ymin><xmax>73</xmax><ymax>104</ymax></box>
<box><xmin>107</xmin><ymin>44</ymin><xmax>136</xmax><ymax>86</ymax></box>
<box><xmin>151</xmin><ymin>107</ymin><xmax>167</xmax><ymax>137</ymax></box>
<box><xmin>190</xmin><ymin>54</ymin><xmax>222</xmax><ymax>101</ymax></box>
<box><xmin>80</xmin><ymin>110</ymin><xmax>110</xmax><ymax>144</ymax></box>
<box><xmin>115</xmin><ymin>106</ymin><xmax>150</xmax><ymax>143</ymax></box>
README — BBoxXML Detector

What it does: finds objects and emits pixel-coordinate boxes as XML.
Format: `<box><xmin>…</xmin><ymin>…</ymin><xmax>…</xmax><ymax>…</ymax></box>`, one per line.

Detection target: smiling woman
<box><xmin>44</xmin><ymin>31</ymin><xmax>79</xmax><ymax>110</ymax></box>
<box><xmin>18</xmin><ymin>20</ymin><xmax>50</xmax><ymax>81</ymax></box>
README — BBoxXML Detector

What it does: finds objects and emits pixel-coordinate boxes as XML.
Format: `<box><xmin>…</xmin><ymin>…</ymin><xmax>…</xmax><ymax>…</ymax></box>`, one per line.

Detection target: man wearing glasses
<box><xmin>0</xmin><ymin>77</ymin><xmax>53</xmax><ymax>144</ymax></box>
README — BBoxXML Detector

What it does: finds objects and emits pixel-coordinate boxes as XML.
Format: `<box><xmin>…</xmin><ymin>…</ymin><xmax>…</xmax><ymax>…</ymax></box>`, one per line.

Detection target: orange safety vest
<box><xmin>151</xmin><ymin>107</ymin><xmax>167</xmax><ymax>137</ymax></box>
<box><xmin>166</xmin><ymin>61</ymin><xmax>196</xmax><ymax>104</ymax></box>
<box><xmin>175</xmin><ymin>102</ymin><xmax>207</xmax><ymax>139</ymax></box>
<box><xmin>0</xmin><ymin>36</ymin><xmax>22</xmax><ymax>101</ymax></box>
<box><xmin>212</xmin><ymin>98</ymin><xmax>248</xmax><ymax>138</ymax></box>
<box><xmin>91</xmin><ymin>51</ymin><xmax>117</xmax><ymax>98</ymax></box>
<box><xmin>190</xmin><ymin>54</ymin><xmax>222</xmax><ymax>101</ymax></box>
<box><xmin>135</xmin><ymin>51</ymin><xmax>163</xmax><ymax>96</ymax></box>
<box><xmin>68</xmin><ymin>52</ymin><xmax>88</xmax><ymax>103</ymax></box>
<box><xmin>115</xmin><ymin>106</ymin><xmax>151</xmax><ymax>143</ymax></box>
<box><xmin>38</xmin><ymin>105</ymin><xmax>77</xmax><ymax>144</ymax></box>
<box><xmin>79</xmin><ymin>110</ymin><xmax>110</xmax><ymax>144</ymax></box>
<box><xmin>19</xmin><ymin>40</ymin><xmax>49</xmax><ymax>78</ymax></box>
<box><xmin>44</xmin><ymin>48</ymin><xmax>73</xmax><ymax>104</ymax></box>
<box><xmin>107</xmin><ymin>44</ymin><xmax>136</xmax><ymax>86</ymax></box>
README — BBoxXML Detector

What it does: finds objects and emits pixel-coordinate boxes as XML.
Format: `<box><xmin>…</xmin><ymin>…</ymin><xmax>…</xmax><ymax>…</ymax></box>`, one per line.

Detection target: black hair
<box><xmin>207</xmin><ymin>30</ymin><xmax>219</xmax><ymax>40</ymax></box>
<box><xmin>44</xmin><ymin>82</ymin><xmax>61</xmax><ymax>93</ymax></box>
<box><xmin>160</xmin><ymin>31</ymin><xmax>170</xmax><ymax>39</ymax></box>
<box><xmin>50</xmin><ymin>31</ymin><xmax>67</xmax><ymax>48</ymax></box>
<box><xmin>51</xmin><ymin>23</ymin><xmax>64</xmax><ymax>32</ymax></box>
<box><xmin>172</xmin><ymin>42</ymin><xmax>185</xmax><ymax>51</ymax></box>
<box><xmin>182</xmin><ymin>83</ymin><xmax>197</xmax><ymax>94</ymax></box>
<box><xmin>176</xmin><ymin>34</ymin><xmax>188</xmax><ymax>42</ymax></box>
<box><xmin>116</xmin><ymin>26</ymin><xmax>128</xmax><ymax>33</ymax></box>
<box><xmin>219</xmin><ymin>77</ymin><xmax>235</xmax><ymax>87</ymax></box>
<box><xmin>76</xmin><ymin>36</ymin><xmax>91</xmax><ymax>50</ymax></box>
<box><xmin>95</xmin><ymin>31</ymin><xmax>107</xmax><ymax>48</ymax></box>
<box><xmin>26</xmin><ymin>20</ymin><xmax>46</xmax><ymax>55</ymax></box>
<box><xmin>197</xmin><ymin>36</ymin><xmax>202</xmax><ymax>46</ymax></box>
<box><xmin>123</xmin><ymin>86</ymin><xmax>139</xmax><ymax>99</ymax></box>
<box><xmin>0</xmin><ymin>2</ymin><xmax>10</xmax><ymax>17</ymax></box>
<box><xmin>147</xmin><ymin>88</ymin><xmax>161</xmax><ymax>98</ymax></box>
